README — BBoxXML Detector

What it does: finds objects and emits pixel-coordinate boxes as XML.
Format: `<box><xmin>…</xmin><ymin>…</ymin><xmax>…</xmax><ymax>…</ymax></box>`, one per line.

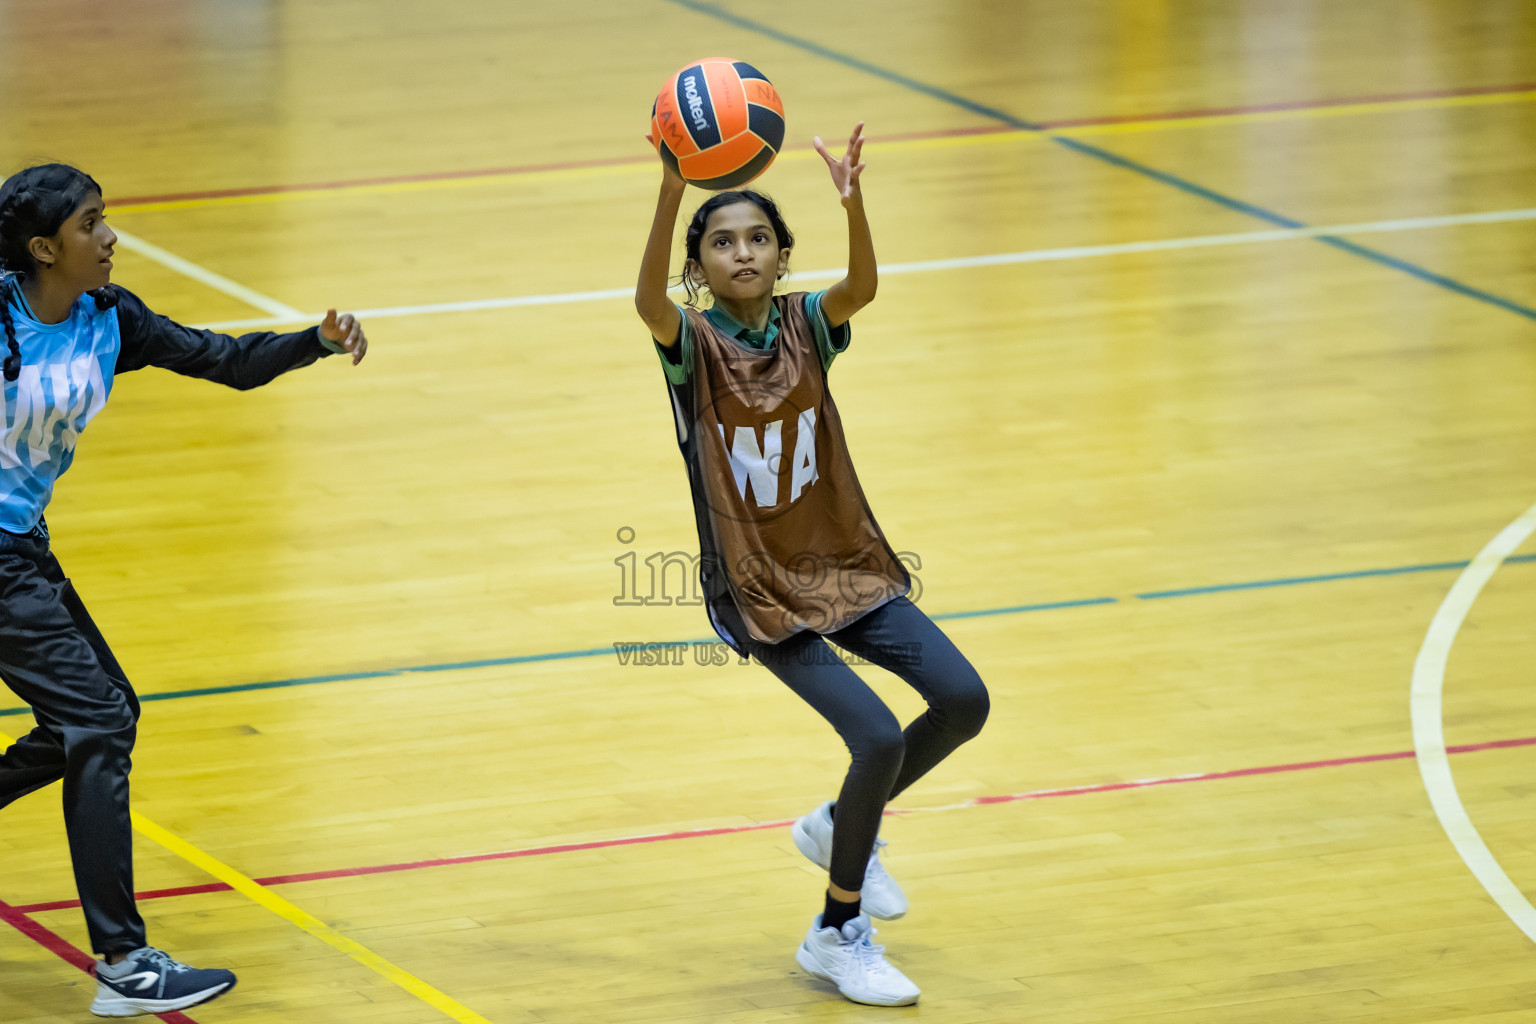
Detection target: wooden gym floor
<box><xmin>2</xmin><ymin>1</ymin><xmax>1535</xmax><ymax>1021</ymax></box>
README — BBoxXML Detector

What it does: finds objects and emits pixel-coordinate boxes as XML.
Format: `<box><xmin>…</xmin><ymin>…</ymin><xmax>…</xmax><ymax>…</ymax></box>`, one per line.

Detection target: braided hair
<box><xmin>680</xmin><ymin>189</ymin><xmax>795</xmax><ymax>307</ymax></box>
<box><xmin>0</xmin><ymin>164</ymin><xmax>118</xmax><ymax>382</ymax></box>
<box><xmin>0</xmin><ymin>278</ymin><xmax>16</xmax><ymax>383</ymax></box>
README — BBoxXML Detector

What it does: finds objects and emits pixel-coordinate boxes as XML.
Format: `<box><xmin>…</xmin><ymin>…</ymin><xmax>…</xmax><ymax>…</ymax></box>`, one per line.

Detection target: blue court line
<box><xmin>1313</xmin><ymin>234</ymin><xmax>1536</xmax><ymax>321</ymax></box>
<box><xmin>663</xmin><ymin>0</ymin><xmax>1536</xmax><ymax>322</ymax></box>
<box><xmin>1136</xmin><ymin>556</ymin><xmax>1536</xmax><ymax>600</ymax></box>
<box><xmin>0</xmin><ymin>555</ymin><xmax>1530</xmax><ymax>718</ymax></box>
<box><xmin>1140</xmin><ymin>552</ymin><xmax>1536</xmax><ymax>601</ymax></box>
<box><xmin>0</xmin><ymin>647</ymin><xmax>617</xmax><ymax>718</ymax></box>
<box><xmin>662</xmin><ymin>0</ymin><xmax>1043</xmax><ymax>130</ymax></box>
<box><xmin>1047</xmin><ymin>135</ymin><xmax>1304</xmax><ymax>230</ymax></box>
<box><xmin>931</xmin><ymin>596</ymin><xmax>1118</xmax><ymax>620</ymax></box>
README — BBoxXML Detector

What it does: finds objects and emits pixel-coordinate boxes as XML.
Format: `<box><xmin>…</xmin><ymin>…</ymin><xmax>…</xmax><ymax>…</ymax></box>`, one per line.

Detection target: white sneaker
<box><xmin>792</xmin><ymin>801</ymin><xmax>909</xmax><ymax>920</ymax></box>
<box><xmin>795</xmin><ymin>913</ymin><xmax>920</xmax><ymax>1006</ymax></box>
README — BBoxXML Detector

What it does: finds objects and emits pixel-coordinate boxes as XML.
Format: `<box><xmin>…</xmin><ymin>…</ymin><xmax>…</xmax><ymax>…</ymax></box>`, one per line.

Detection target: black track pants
<box><xmin>744</xmin><ymin>597</ymin><xmax>989</xmax><ymax>894</ymax></box>
<box><xmin>0</xmin><ymin>530</ymin><xmax>145</xmax><ymax>955</ymax></box>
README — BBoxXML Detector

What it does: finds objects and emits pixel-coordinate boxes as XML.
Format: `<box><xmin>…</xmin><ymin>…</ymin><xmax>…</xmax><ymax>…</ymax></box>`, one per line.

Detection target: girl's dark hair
<box><xmin>0</xmin><ymin>163</ymin><xmax>118</xmax><ymax>381</ymax></box>
<box><xmin>680</xmin><ymin>189</ymin><xmax>795</xmax><ymax>306</ymax></box>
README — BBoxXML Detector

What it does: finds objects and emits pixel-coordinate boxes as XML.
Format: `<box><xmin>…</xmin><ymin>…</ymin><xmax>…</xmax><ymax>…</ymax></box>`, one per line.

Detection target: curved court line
<box><xmin>1411</xmin><ymin>500</ymin><xmax>1536</xmax><ymax>942</ymax></box>
<box><xmin>0</xmin><ymin>729</ymin><xmax>496</xmax><ymax>1024</ymax></box>
<box><xmin>17</xmin><ymin>733</ymin><xmax>1536</xmax><ymax>917</ymax></box>
<box><xmin>185</xmin><ymin>205</ymin><xmax>1536</xmax><ymax>333</ymax></box>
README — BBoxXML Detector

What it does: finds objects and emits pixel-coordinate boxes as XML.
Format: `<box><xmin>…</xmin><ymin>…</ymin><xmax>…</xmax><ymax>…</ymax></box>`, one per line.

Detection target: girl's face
<box><xmin>693</xmin><ymin>201</ymin><xmax>789</xmax><ymax>302</ymax></box>
<box><xmin>33</xmin><ymin>192</ymin><xmax>116</xmax><ymax>292</ymax></box>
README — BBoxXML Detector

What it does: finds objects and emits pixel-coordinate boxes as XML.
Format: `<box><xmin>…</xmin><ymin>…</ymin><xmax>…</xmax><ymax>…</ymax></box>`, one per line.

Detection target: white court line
<box><xmin>1411</xmin><ymin>500</ymin><xmax>1536</xmax><ymax>941</ymax></box>
<box><xmin>113</xmin><ymin>228</ymin><xmax>307</xmax><ymax>320</ymax></box>
<box><xmin>187</xmin><ymin>206</ymin><xmax>1536</xmax><ymax>332</ymax></box>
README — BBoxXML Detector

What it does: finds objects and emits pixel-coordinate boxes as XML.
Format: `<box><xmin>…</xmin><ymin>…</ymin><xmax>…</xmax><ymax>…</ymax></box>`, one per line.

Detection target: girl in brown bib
<box><xmin>635</xmin><ymin>123</ymin><xmax>988</xmax><ymax>1007</ymax></box>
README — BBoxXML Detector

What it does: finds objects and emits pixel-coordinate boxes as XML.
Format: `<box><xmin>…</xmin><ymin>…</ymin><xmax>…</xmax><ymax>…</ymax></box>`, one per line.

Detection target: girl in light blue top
<box><xmin>0</xmin><ymin>162</ymin><xmax>367</xmax><ymax>1018</ymax></box>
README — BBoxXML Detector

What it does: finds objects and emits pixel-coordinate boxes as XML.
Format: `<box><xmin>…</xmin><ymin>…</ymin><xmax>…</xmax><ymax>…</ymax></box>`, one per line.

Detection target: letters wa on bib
<box><xmin>655</xmin><ymin>290</ymin><xmax>909</xmax><ymax>652</ymax></box>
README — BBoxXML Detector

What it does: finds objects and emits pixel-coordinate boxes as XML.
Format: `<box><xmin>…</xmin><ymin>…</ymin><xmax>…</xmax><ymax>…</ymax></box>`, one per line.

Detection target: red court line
<box><xmin>112</xmin><ymin>154</ymin><xmax>659</xmax><ymax>205</ymax></box>
<box><xmin>13</xmin><ymin>821</ymin><xmax>795</xmax><ymax>913</ymax></box>
<box><xmin>17</xmin><ymin>882</ymin><xmax>234</xmax><ymax>914</ymax></box>
<box><xmin>0</xmin><ymin>897</ymin><xmax>201</xmax><ymax>1024</ymax></box>
<box><xmin>1038</xmin><ymin>80</ymin><xmax>1536</xmax><ymax>129</ymax></box>
<box><xmin>971</xmin><ymin>749</ymin><xmax>1415</xmax><ymax>804</ymax></box>
<box><xmin>14</xmin><ymin>734</ymin><xmax>1536</xmax><ymax>916</ymax></box>
<box><xmin>108</xmin><ymin>81</ymin><xmax>1536</xmax><ymax>208</ymax></box>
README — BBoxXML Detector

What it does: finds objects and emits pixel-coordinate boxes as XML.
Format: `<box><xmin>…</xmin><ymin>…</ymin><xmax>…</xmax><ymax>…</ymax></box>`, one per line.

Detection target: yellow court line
<box><xmin>127</xmin><ymin>814</ymin><xmax>498</xmax><ymax>1024</ymax></box>
<box><xmin>109</xmin><ymin>147</ymin><xmax>843</xmax><ymax>214</ymax></box>
<box><xmin>0</xmin><ymin>729</ymin><xmax>497</xmax><ymax>1024</ymax></box>
<box><xmin>1065</xmin><ymin>89</ymin><xmax>1536</xmax><ymax>136</ymax></box>
<box><xmin>841</xmin><ymin>89</ymin><xmax>1536</xmax><ymax>151</ymax></box>
<box><xmin>108</xmin><ymin>89</ymin><xmax>1536</xmax><ymax>216</ymax></box>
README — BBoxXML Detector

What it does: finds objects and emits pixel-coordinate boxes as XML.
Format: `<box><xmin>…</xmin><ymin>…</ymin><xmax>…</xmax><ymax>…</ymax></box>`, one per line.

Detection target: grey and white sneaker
<box><xmin>792</xmin><ymin>801</ymin><xmax>909</xmax><ymax>920</ymax></box>
<box><xmin>795</xmin><ymin>913</ymin><xmax>920</xmax><ymax>1006</ymax></box>
<box><xmin>91</xmin><ymin>947</ymin><xmax>236</xmax><ymax>1017</ymax></box>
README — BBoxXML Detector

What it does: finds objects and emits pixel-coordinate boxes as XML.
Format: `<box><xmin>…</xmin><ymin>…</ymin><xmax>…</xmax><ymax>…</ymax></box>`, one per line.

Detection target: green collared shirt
<box><xmin>652</xmin><ymin>290</ymin><xmax>850</xmax><ymax>386</ymax></box>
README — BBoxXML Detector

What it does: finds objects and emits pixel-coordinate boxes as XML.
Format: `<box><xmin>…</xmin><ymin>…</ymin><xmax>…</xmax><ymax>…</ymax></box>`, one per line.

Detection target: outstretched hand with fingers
<box><xmin>814</xmin><ymin>121</ymin><xmax>867</xmax><ymax>205</ymax></box>
<box><xmin>320</xmin><ymin>309</ymin><xmax>368</xmax><ymax>365</ymax></box>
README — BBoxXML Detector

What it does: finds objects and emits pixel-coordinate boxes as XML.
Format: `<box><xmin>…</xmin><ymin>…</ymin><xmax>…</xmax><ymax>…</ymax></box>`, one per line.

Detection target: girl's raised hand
<box><xmin>814</xmin><ymin>121</ymin><xmax>866</xmax><ymax>204</ymax></box>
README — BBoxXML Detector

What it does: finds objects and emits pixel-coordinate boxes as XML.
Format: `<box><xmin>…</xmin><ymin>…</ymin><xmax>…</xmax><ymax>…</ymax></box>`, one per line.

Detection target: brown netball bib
<box><xmin>671</xmin><ymin>294</ymin><xmax>909</xmax><ymax>645</ymax></box>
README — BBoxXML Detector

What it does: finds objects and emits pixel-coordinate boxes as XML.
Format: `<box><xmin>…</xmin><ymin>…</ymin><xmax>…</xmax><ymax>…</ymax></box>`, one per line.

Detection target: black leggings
<box><xmin>744</xmin><ymin>597</ymin><xmax>989</xmax><ymax>893</ymax></box>
<box><xmin>0</xmin><ymin>531</ymin><xmax>145</xmax><ymax>956</ymax></box>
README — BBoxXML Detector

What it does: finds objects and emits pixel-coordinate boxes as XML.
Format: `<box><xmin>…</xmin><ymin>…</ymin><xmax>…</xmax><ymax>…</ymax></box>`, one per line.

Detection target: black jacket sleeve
<box><xmin>110</xmin><ymin>286</ymin><xmax>333</xmax><ymax>390</ymax></box>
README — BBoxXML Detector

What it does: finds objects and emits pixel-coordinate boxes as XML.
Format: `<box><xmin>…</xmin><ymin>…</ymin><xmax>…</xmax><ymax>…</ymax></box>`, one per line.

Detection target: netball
<box><xmin>651</xmin><ymin>57</ymin><xmax>785</xmax><ymax>189</ymax></box>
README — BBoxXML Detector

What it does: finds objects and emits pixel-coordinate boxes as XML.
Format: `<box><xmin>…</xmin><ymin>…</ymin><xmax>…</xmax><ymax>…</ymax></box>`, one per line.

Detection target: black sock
<box><xmin>822</xmin><ymin>891</ymin><xmax>861</xmax><ymax>931</ymax></box>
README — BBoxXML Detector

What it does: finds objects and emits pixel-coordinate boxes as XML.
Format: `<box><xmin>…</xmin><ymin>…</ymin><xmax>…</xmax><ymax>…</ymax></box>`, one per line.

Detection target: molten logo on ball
<box><xmin>682</xmin><ymin>72</ymin><xmax>709</xmax><ymax>132</ymax></box>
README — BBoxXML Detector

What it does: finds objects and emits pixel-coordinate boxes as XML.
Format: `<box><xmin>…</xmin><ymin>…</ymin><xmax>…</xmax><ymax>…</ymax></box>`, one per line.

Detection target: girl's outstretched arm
<box><xmin>816</xmin><ymin>122</ymin><xmax>876</xmax><ymax>328</ymax></box>
<box><xmin>112</xmin><ymin>286</ymin><xmax>366</xmax><ymax>389</ymax></box>
<box><xmin>636</xmin><ymin>162</ymin><xmax>687</xmax><ymax>350</ymax></box>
